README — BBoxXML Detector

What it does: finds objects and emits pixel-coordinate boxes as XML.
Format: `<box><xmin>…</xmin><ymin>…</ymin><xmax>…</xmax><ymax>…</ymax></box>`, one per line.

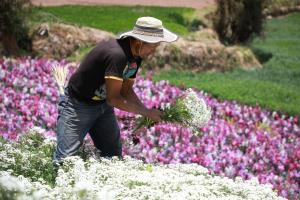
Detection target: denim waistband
<box><xmin>65</xmin><ymin>86</ymin><xmax>106</xmax><ymax>105</ymax></box>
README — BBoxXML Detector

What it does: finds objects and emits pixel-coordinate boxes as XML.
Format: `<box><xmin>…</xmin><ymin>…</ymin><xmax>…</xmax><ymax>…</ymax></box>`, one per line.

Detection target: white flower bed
<box><xmin>0</xmin><ymin>155</ymin><xmax>286</xmax><ymax>200</ymax></box>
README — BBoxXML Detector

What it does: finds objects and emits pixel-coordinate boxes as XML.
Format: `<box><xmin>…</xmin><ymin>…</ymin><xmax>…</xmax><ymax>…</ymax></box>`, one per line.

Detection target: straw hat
<box><xmin>118</xmin><ymin>16</ymin><xmax>178</xmax><ymax>43</ymax></box>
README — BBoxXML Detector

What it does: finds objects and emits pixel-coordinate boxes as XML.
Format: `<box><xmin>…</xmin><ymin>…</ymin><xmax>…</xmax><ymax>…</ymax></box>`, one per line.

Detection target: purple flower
<box><xmin>0</xmin><ymin>57</ymin><xmax>299</xmax><ymax>199</ymax></box>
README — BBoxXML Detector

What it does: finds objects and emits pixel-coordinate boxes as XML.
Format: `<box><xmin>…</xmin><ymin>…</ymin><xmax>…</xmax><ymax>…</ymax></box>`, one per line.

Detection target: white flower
<box><xmin>96</xmin><ymin>186</ymin><xmax>116</xmax><ymax>200</ymax></box>
<box><xmin>0</xmin><ymin>171</ymin><xmax>26</xmax><ymax>191</ymax></box>
<box><xmin>0</xmin><ymin>136</ymin><xmax>285</xmax><ymax>200</ymax></box>
<box><xmin>30</xmin><ymin>126</ymin><xmax>46</xmax><ymax>134</ymax></box>
<box><xmin>181</xmin><ymin>88</ymin><xmax>212</xmax><ymax>131</ymax></box>
<box><xmin>74</xmin><ymin>180</ymin><xmax>94</xmax><ymax>192</ymax></box>
<box><xmin>0</xmin><ymin>155</ymin><xmax>286</xmax><ymax>200</ymax></box>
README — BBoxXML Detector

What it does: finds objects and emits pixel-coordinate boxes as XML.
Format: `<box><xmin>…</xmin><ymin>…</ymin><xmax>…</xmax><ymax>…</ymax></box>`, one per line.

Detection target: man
<box><xmin>52</xmin><ymin>16</ymin><xmax>178</xmax><ymax>165</ymax></box>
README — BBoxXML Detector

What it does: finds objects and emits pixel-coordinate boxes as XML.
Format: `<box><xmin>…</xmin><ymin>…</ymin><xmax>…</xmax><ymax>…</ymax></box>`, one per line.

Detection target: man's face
<box><xmin>138</xmin><ymin>42</ymin><xmax>160</xmax><ymax>59</ymax></box>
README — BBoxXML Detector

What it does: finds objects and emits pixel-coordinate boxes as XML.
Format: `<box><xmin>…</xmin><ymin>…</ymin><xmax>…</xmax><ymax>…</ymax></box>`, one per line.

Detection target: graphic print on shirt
<box><xmin>123</xmin><ymin>61</ymin><xmax>138</xmax><ymax>80</ymax></box>
<box><xmin>92</xmin><ymin>84</ymin><xmax>107</xmax><ymax>100</ymax></box>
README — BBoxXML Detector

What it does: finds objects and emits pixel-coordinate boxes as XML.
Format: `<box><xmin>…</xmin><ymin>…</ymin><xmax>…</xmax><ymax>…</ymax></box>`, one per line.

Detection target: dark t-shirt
<box><xmin>68</xmin><ymin>37</ymin><xmax>142</xmax><ymax>103</ymax></box>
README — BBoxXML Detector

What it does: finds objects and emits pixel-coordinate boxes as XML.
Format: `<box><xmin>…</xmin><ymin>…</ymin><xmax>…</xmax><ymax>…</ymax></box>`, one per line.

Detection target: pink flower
<box><xmin>1</xmin><ymin>57</ymin><xmax>299</xmax><ymax>199</ymax></box>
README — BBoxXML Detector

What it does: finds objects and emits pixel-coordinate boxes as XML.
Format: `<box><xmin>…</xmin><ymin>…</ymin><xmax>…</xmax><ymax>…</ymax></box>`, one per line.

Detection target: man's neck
<box><xmin>129</xmin><ymin>38</ymin><xmax>139</xmax><ymax>58</ymax></box>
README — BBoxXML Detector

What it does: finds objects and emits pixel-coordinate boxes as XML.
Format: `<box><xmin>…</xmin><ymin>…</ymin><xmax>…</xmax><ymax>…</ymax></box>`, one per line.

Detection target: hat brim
<box><xmin>118</xmin><ymin>28</ymin><xmax>178</xmax><ymax>43</ymax></box>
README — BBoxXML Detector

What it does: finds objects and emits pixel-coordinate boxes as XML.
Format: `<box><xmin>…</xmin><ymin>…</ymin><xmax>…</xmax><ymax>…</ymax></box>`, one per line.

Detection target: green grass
<box><xmin>31</xmin><ymin>5</ymin><xmax>202</xmax><ymax>62</ymax></box>
<box><xmin>67</xmin><ymin>46</ymin><xmax>94</xmax><ymax>62</ymax></box>
<box><xmin>154</xmin><ymin>13</ymin><xmax>300</xmax><ymax>116</ymax></box>
<box><xmin>31</xmin><ymin>5</ymin><xmax>196</xmax><ymax>36</ymax></box>
<box><xmin>29</xmin><ymin>5</ymin><xmax>300</xmax><ymax>116</ymax></box>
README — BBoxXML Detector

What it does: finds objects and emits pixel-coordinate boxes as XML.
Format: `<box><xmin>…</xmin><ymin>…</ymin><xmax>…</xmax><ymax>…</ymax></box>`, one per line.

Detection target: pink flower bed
<box><xmin>0</xmin><ymin>57</ymin><xmax>299</xmax><ymax>199</ymax></box>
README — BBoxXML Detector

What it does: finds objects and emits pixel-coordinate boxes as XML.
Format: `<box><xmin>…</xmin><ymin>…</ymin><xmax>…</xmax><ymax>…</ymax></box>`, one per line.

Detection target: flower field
<box><xmin>0</xmin><ymin>130</ymin><xmax>285</xmax><ymax>199</ymax></box>
<box><xmin>0</xmin><ymin>57</ymin><xmax>299</xmax><ymax>199</ymax></box>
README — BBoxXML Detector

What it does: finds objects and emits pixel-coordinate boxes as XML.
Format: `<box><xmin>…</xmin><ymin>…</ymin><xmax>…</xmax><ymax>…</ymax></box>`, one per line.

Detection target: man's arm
<box><xmin>105</xmin><ymin>78</ymin><xmax>163</xmax><ymax>122</ymax></box>
<box><xmin>121</xmin><ymin>78</ymin><xmax>145</xmax><ymax>108</ymax></box>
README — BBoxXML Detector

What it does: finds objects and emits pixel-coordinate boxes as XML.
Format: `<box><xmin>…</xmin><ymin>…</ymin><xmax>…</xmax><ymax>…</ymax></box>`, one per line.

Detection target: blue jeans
<box><xmin>53</xmin><ymin>88</ymin><xmax>122</xmax><ymax>164</ymax></box>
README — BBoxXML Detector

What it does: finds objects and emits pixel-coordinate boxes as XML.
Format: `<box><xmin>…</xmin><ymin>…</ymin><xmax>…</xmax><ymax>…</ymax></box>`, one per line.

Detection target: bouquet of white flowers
<box><xmin>134</xmin><ymin>88</ymin><xmax>212</xmax><ymax>135</ymax></box>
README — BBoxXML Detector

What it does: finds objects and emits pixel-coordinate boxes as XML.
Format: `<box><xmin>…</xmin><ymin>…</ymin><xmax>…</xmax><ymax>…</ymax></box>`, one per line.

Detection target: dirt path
<box><xmin>31</xmin><ymin>0</ymin><xmax>215</xmax><ymax>9</ymax></box>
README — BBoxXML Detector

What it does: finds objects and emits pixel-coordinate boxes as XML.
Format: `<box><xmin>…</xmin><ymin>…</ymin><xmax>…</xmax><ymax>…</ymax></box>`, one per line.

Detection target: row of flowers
<box><xmin>0</xmin><ymin>57</ymin><xmax>299</xmax><ymax>199</ymax></box>
<box><xmin>0</xmin><ymin>129</ymin><xmax>285</xmax><ymax>200</ymax></box>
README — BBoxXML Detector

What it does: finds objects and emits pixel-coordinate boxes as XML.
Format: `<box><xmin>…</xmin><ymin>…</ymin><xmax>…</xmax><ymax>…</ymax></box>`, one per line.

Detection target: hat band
<box><xmin>132</xmin><ymin>24</ymin><xmax>164</xmax><ymax>38</ymax></box>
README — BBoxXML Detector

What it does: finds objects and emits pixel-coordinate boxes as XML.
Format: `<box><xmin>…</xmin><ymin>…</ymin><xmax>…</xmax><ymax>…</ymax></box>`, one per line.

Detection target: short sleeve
<box><xmin>104</xmin><ymin>53</ymin><xmax>127</xmax><ymax>81</ymax></box>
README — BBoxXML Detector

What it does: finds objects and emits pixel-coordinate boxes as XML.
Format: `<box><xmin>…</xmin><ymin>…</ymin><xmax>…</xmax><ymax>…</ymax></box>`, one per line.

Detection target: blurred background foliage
<box><xmin>1</xmin><ymin>0</ymin><xmax>300</xmax><ymax>116</ymax></box>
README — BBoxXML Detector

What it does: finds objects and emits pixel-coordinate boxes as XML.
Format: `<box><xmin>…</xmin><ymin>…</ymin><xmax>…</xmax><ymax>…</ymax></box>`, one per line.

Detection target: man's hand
<box><xmin>145</xmin><ymin>109</ymin><xmax>164</xmax><ymax>122</ymax></box>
